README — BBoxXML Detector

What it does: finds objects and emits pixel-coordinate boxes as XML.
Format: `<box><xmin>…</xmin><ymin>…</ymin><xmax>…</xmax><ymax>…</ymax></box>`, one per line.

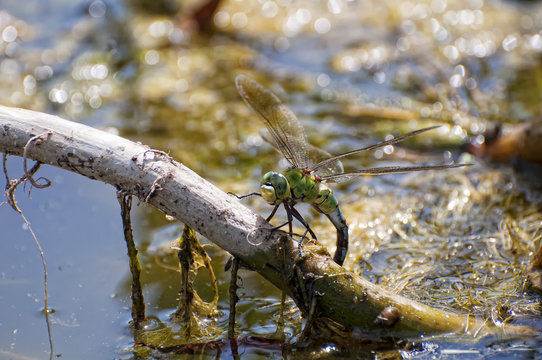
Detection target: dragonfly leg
<box><xmin>270</xmin><ymin>221</ymin><xmax>312</xmax><ymax>246</ymax></box>
<box><xmin>267</xmin><ymin>204</ymin><xmax>297</xmax><ymax>235</ymax></box>
<box><xmin>285</xmin><ymin>203</ymin><xmax>293</xmax><ymax>234</ymax></box>
<box><xmin>271</xmin><ymin>221</ymin><xmax>291</xmax><ymax>232</ymax></box>
<box><xmin>266</xmin><ymin>204</ymin><xmax>312</xmax><ymax>247</ymax></box>
<box><xmin>227</xmin><ymin>191</ymin><xmax>261</xmax><ymax>200</ymax></box>
<box><xmin>266</xmin><ymin>204</ymin><xmax>280</xmax><ymax>222</ymax></box>
<box><xmin>297</xmin><ymin>228</ymin><xmax>310</xmax><ymax>259</ymax></box>
<box><xmin>284</xmin><ymin>203</ymin><xmax>318</xmax><ymax>259</ymax></box>
<box><xmin>265</xmin><ymin>204</ymin><xmax>291</xmax><ymax>239</ymax></box>
<box><xmin>287</xmin><ymin>204</ymin><xmax>317</xmax><ymax>240</ymax></box>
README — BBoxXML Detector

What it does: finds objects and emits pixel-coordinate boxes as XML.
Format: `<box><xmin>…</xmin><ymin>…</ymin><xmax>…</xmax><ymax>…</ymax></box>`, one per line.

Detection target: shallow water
<box><xmin>1</xmin><ymin>0</ymin><xmax>542</xmax><ymax>358</ymax></box>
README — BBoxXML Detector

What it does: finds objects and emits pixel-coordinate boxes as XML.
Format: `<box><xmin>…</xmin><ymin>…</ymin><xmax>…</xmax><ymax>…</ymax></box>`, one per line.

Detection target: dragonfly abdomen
<box><xmin>309</xmin><ymin>181</ymin><xmax>349</xmax><ymax>265</ymax></box>
<box><xmin>285</xmin><ymin>169</ymin><xmax>349</xmax><ymax>265</ymax></box>
<box><xmin>323</xmin><ymin>204</ymin><xmax>349</xmax><ymax>265</ymax></box>
<box><xmin>313</xmin><ymin>183</ymin><xmax>338</xmax><ymax>214</ymax></box>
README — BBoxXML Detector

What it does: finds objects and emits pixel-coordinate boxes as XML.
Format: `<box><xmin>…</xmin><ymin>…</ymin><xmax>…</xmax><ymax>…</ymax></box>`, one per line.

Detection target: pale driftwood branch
<box><xmin>0</xmin><ymin>105</ymin><xmax>536</xmax><ymax>339</ymax></box>
<box><xmin>0</xmin><ymin>105</ymin><xmax>271</xmax><ymax>257</ymax></box>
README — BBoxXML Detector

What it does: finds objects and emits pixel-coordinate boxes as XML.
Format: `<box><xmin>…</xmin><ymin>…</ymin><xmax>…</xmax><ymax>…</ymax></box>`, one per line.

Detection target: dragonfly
<box><xmin>234</xmin><ymin>74</ymin><xmax>468</xmax><ymax>266</ymax></box>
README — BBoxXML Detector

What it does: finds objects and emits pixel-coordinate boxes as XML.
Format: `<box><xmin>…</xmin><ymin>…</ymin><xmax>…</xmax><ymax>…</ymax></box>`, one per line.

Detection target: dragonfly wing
<box><xmin>321</xmin><ymin>163</ymin><xmax>471</xmax><ymax>182</ymax></box>
<box><xmin>236</xmin><ymin>74</ymin><xmax>310</xmax><ymax>169</ymax></box>
<box><xmin>260</xmin><ymin>128</ymin><xmax>343</xmax><ymax>176</ymax></box>
<box><xmin>306</xmin><ymin>144</ymin><xmax>344</xmax><ymax>177</ymax></box>
<box><xmin>310</xmin><ymin>126</ymin><xmax>442</xmax><ymax>174</ymax></box>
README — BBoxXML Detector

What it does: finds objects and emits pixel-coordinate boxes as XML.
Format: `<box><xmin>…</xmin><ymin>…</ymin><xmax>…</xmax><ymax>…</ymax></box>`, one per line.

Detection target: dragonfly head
<box><xmin>260</xmin><ymin>171</ymin><xmax>290</xmax><ymax>205</ymax></box>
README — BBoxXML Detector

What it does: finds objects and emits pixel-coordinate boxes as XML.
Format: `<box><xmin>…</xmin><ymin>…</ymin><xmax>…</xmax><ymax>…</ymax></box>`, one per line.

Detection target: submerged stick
<box><xmin>0</xmin><ymin>105</ymin><xmax>536</xmax><ymax>339</ymax></box>
<box><xmin>175</xmin><ymin>226</ymin><xmax>195</xmax><ymax>321</ymax></box>
<box><xmin>172</xmin><ymin>224</ymin><xmax>218</xmax><ymax>323</ymax></box>
<box><xmin>228</xmin><ymin>257</ymin><xmax>240</xmax><ymax>340</ymax></box>
<box><xmin>117</xmin><ymin>192</ymin><xmax>146</xmax><ymax>328</ymax></box>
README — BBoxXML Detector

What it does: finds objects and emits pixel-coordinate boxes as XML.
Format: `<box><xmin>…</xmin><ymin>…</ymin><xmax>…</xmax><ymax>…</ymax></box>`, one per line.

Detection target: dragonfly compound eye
<box><xmin>260</xmin><ymin>172</ymin><xmax>290</xmax><ymax>204</ymax></box>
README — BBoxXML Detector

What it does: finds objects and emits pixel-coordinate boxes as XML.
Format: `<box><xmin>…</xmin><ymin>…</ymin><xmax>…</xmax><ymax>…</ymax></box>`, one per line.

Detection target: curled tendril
<box><xmin>23</xmin><ymin>132</ymin><xmax>53</xmax><ymax>189</ymax></box>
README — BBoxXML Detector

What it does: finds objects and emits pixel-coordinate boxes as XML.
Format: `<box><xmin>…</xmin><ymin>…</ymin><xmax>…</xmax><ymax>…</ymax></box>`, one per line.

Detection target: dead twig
<box><xmin>2</xmin><ymin>153</ymin><xmax>54</xmax><ymax>360</ymax></box>
<box><xmin>228</xmin><ymin>257</ymin><xmax>240</xmax><ymax>339</ymax></box>
<box><xmin>117</xmin><ymin>191</ymin><xmax>146</xmax><ymax>328</ymax></box>
<box><xmin>22</xmin><ymin>131</ymin><xmax>52</xmax><ymax>189</ymax></box>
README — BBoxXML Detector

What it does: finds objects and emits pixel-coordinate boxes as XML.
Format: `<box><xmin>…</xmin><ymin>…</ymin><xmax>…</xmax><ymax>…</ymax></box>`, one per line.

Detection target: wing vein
<box><xmin>321</xmin><ymin>163</ymin><xmax>471</xmax><ymax>181</ymax></box>
<box><xmin>310</xmin><ymin>126</ymin><xmax>442</xmax><ymax>173</ymax></box>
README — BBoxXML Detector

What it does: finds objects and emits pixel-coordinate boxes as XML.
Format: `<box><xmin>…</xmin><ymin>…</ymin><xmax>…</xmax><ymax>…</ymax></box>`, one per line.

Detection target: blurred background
<box><xmin>1</xmin><ymin>0</ymin><xmax>542</xmax><ymax>358</ymax></box>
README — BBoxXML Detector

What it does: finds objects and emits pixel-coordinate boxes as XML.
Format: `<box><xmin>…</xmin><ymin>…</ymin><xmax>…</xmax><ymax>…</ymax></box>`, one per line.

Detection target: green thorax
<box><xmin>282</xmin><ymin>168</ymin><xmax>319</xmax><ymax>202</ymax></box>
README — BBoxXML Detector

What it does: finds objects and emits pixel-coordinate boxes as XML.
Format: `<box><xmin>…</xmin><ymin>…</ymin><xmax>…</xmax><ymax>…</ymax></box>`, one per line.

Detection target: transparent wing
<box><xmin>309</xmin><ymin>126</ymin><xmax>441</xmax><ymax>173</ymax></box>
<box><xmin>306</xmin><ymin>143</ymin><xmax>344</xmax><ymax>177</ymax></box>
<box><xmin>236</xmin><ymin>74</ymin><xmax>310</xmax><ymax>169</ymax></box>
<box><xmin>260</xmin><ymin>128</ymin><xmax>344</xmax><ymax>176</ymax></box>
<box><xmin>321</xmin><ymin>163</ymin><xmax>471</xmax><ymax>183</ymax></box>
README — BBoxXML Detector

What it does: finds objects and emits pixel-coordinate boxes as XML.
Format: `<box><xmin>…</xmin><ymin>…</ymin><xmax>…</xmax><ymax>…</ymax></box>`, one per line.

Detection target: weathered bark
<box><xmin>0</xmin><ymin>105</ymin><xmax>536</xmax><ymax>339</ymax></box>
